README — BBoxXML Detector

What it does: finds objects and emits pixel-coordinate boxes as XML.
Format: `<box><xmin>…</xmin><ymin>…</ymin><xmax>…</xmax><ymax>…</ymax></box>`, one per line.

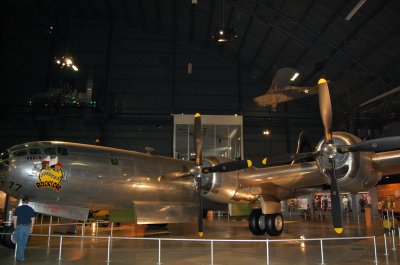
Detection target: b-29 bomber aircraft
<box><xmin>0</xmin><ymin>79</ymin><xmax>400</xmax><ymax>249</ymax></box>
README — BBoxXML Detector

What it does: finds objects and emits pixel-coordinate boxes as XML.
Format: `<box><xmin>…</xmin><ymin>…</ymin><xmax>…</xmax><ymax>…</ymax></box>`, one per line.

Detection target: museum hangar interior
<box><xmin>0</xmin><ymin>0</ymin><xmax>400</xmax><ymax>264</ymax></box>
<box><xmin>0</xmin><ymin>0</ymin><xmax>399</xmax><ymax>157</ymax></box>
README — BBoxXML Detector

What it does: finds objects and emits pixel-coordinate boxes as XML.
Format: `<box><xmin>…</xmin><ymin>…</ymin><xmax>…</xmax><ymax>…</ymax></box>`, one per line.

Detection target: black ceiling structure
<box><xmin>1</xmin><ymin>0</ymin><xmax>399</xmax><ymax>154</ymax></box>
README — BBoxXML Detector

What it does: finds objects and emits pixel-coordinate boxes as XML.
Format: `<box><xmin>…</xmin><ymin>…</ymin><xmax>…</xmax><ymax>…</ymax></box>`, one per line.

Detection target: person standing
<box><xmin>13</xmin><ymin>199</ymin><xmax>35</xmax><ymax>262</ymax></box>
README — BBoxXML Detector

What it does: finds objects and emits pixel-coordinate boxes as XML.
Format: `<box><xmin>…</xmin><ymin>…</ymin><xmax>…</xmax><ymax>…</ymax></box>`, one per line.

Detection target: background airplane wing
<box><xmin>281</xmin><ymin>85</ymin><xmax>318</xmax><ymax>96</ymax></box>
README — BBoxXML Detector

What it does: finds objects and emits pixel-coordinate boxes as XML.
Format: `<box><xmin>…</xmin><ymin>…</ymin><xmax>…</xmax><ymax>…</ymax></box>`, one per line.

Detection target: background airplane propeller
<box><xmin>193</xmin><ymin>113</ymin><xmax>252</xmax><ymax>237</ymax></box>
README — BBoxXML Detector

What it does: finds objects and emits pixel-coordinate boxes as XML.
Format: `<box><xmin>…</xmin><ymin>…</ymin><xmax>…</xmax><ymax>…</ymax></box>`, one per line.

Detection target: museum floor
<box><xmin>1</xmin><ymin>213</ymin><xmax>400</xmax><ymax>265</ymax></box>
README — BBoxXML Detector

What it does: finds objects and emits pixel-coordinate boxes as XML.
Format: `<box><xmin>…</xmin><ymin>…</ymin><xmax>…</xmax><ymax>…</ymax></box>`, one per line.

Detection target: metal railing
<box><xmin>2</xmin><ymin>212</ymin><xmax>400</xmax><ymax>264</ymax></box>
<box><xmin>1</xmin><ymin>229</ymin><xmax>383</xmax><ymax>265</ymax></box>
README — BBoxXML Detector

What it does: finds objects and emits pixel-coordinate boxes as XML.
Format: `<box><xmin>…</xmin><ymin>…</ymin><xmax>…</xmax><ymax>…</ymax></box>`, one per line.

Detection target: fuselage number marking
<box><xmin>9</xmin><ymin>181</ymin><xmax>22</xmax><ymax>191</ymax></box>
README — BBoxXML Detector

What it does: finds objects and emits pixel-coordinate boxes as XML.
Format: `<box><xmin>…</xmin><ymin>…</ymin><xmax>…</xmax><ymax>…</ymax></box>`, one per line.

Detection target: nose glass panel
<box><xmin>0</xmin><ymin>151</ymin><xmax>9</xmax><ymax>188</ymax></box>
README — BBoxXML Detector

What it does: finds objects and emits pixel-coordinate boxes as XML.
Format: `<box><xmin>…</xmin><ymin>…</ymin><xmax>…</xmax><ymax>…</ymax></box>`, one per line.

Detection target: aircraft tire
<box><xmin>249</xmin><ymin>209</ymin><xmax>266</xmax><ymax>235</ymax></box>
<box><xmin>2</xmin><ymin>226</ymin><xmax>16</xmax><ymax>249</ymax></box>
<box><xmin>265</xmin><ymin>213</ymin><xmax>284</xmax><ymax>236</ymax></box>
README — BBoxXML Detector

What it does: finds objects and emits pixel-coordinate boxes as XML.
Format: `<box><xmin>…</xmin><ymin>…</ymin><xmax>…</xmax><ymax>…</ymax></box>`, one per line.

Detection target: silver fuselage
<box><xmin>1</xmin><ymin>133</ymin><xmax>399</xmax><ymax>224</ymax></box>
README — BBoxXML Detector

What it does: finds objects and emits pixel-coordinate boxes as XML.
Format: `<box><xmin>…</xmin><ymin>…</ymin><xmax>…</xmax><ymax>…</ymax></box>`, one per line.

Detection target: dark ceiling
<box><xmin>1</xmin><ymin>0</ymin><xmax>400</xmax><ymax>128</ymax></box>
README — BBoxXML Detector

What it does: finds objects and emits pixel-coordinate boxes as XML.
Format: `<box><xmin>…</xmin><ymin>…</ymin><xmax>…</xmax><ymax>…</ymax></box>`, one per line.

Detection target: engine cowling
<box><xmin>201</xmin><ymin>156</ymin><xmax>258</xmax><ymax>204</ymax></box>
<box><xmin>315</xmin><ymin>132</ymin><xmax>381</xmax><ymax>193</ymax></box>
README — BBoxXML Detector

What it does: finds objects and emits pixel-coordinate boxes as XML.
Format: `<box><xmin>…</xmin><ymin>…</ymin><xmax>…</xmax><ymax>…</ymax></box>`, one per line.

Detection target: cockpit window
<box><xmin>13</xmin><ymin>149</ymin><xmax>27</xmax><ymax>157</ymax></box>
<box><xmin>57</xmin><ymin>147</ymin><xmax>68</xmax><ymax>156</ymax></box>
<box><xmin>29</xmin><ymin>148</ymin><xmax>41</xmax><ymax>155</ymax></box>
<box><xmin>44</xmin><ymin>148</ymin><xmax>57</xmax><ymax>156</ymax></box>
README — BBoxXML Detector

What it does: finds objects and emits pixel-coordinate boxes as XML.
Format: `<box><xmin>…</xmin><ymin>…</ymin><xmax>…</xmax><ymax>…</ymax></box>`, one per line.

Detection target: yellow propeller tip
<box><xmin>195</xmin><ymin>113</ymin><xmax>201</xmax><ymax>117</ymax></box>
<box><xmin>262</xmin><ymin>158</ymin><xmax>267</xmax><ymax>165</ymax></box>
<box><xmin>247</xmin><ymin>160</ymin><xmax>252</xmax><ymax>168</ymax></box>
<box><xmin>198</xmin><ymin>232</ymin><xmax>204</xmax><ymax>237</ymax></box>
<box><xmin>318</xmin><ymin>78</ymin><xmax>327</xmax><ymax>85</ymax></box>
<box><xmin>334</xmin><ymin>228</ymin><xmax>343</xmax><ymax>234</ymax></box>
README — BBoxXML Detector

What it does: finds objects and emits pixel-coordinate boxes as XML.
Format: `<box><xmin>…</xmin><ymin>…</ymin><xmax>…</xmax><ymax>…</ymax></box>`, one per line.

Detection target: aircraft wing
<box><xmin>239</xmin><ymin>161</ymin><xmax>324</xmax><ymax>201</ymax></box>
<box><xmin>253</xmin><ymin>86</ymin><xmax>317</xmax><ymax>109</ymax></box>
<box><xmin>281</xmin><ymin>85</ymin><xmax>318</xmax><ymax>94</ymax></box>
<box><xmin>372</xmin><ymin>150</ymin><xmax>400</xmax><ymax>176</ymax></box>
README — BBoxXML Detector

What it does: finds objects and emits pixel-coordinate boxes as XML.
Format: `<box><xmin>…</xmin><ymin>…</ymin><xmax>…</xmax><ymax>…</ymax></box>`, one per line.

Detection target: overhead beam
<box><xmin>136</xmin><ymin>0</ymin><xmax>146</xmax><ymax>29</ymax></box>
<box><xmin>301</xmin><ymin>0</ymin><xmax>389</xmax><ymax>85</ymax></box>
<box><xmin>360</xmin><ymin>86</ymin><xmax>400</xmax><ymax>107</ymax></box>
<box><xmin>226</xmin><ymin>0</ymin><xmax>390</xmax><ymax>87</ymax></box>
<box><xmin>204</xmin><ymin>0</ymin><xmax>216</xmax><ymax>48</ymax></box>
<box><xmin>154</xmin><ymin>0</ymin><xmax>162</xmax><ymax>33</ymax></box>
<box><xmin>234</xmin><ymin>0</ymin><xmax>260</xmax><ymax>59</ymax></box>
<box><xmin>262</xmin><ymin>0</ymin><xmax>315</xmax><ymax>80</ymax></box>
<box><xmin>188</xmin><ymin>1</ymin><xmax>196</xmax><ymax>43</ymax></box>
<box><xmin>248</xmin><ymin>0</ymin><xmax>286</xmax><ymax>74</ymax></box>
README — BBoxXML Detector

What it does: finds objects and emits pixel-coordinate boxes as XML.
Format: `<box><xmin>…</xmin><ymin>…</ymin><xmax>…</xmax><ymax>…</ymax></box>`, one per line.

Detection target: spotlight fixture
<box><xmin>212</xmin><ymin>0</ymin><xmax>237</xmax><ymax>43</ymax></box>
<box><xmin>55</xmin><ymin>56</ymin><xmax>79</xmax><ymax>71</ymax></box>
<box><xmin>213</xmin><ymin>27</ymin><xmax>237</xmax><ymax>42</ymax></box>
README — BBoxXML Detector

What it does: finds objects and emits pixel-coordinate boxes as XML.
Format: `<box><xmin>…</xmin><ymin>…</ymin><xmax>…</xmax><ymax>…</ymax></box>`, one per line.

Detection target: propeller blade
<box><xmin>202</xmin><ymin>160</ymin><xmax>252</xmax><ymax>174</ymax></box>
<box><xmin>262</xmin><ymin>152</ymin><xmax>317</xmax><ymax>166</ymax></box>
<box><xmin>337</xmin><ymin>136</ymin><xmax>400</xmax><ymax>153</ymax></box>
<box><xmin>329</xmin><ymin>159</ymin><xmax>343</xmax><ymax>234</ymax></box>
<box><xmin>317</xmin><ymin>79</ymin><xmax>333</xmax><ymax>143</ymax></box>
<box><xmin>197</xmin><ymin>177</ymin><xmax>203</xmax><ymax>237</ymax></box>
<box><xmin>193</xmin><ymin>113</ymin><xmax>204</xmax><ymax>236</ymax></box>
<box><xmin>194</xmin><ymin>113</ymin><xmax>202</xmax><ymax>167</ymax></box>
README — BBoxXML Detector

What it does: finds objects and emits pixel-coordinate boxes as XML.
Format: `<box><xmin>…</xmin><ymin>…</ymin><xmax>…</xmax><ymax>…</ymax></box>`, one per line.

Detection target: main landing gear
<box><xmin>248</xmin><ymin>209</ymin><xmax>284</xmax><ymax>236</ymax></box>
<box><xmin>0</xmin><ymin>226</ymin><xmax>16</xmax><ymax>248</ymax></box>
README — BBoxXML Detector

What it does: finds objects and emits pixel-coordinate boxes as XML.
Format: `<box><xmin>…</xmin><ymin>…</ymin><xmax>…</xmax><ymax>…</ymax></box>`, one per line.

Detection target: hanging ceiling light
<box><xmin>212</xmin><ymin>0</ymin><xmax>237</xmax><ymax>43</ymax></box>
<box><xmin>54</xmin><ymin>7</ymin><xmax>79</xmax><ymax>72</ymax></box>
<box><xmin>55</xmin><ymin>56</ymin><xmax>79</xmax><ymax>71</ymax></box>
<box><xmin>213</xmin><ymin>27</ymin><xmax>237</xmax><ymax>42</ymax></box>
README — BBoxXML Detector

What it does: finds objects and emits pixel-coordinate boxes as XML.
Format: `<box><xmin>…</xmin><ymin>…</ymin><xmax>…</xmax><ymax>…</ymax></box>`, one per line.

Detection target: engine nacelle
<box><xmin>201</xmin><ymin>157</ymin><xmax>258</xmax><ymax>204</ymax></box>
<box><xmin>315</xmin><ymin>132</ymin><xmax>381</xmax><ymax>193</ymax></box>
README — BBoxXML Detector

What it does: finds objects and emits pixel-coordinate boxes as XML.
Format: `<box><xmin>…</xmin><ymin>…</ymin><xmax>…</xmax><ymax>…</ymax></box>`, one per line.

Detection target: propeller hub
<box><xmin>190</xmin><ymin>166</ymin><xmax>202</xmax><ymax>177</ymax></box>
<box><xmin>321</xmin><ymin>143</ymin><xmax>337</xmax><ymax>159</ymax></box>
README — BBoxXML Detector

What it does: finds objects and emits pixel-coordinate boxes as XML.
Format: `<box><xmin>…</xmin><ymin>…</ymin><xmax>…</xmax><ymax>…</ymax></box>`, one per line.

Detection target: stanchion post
<box><xmin>384</xmin><ymin>233</ymin><xmax>389</xmax><ymax>256</ymax></box>
<box><xmin>266</xmin><ymin>239</ymin><xmax>269</xmax><ymax>265</ymax></box>
<box><xmin>58</xmin><ymin>236</ymin><xmax>63</xmax><ymax>261</ymax></box>
<box><xmin>106</xmin><ymin>236</ymin><xmax>111</xmax><ymax>263</ymax></box>
<box><xmin>157</xmin><ymin>239</ymin><xmax>162</xmax><ymax>265</ymax></box>
<box><xmin>82</xmin><ymin>222</ymin><xmax>85</xmax><ymax>237</ymax></box>
<box><xmin>386</xmin><ymin>210</ymin><xmax>390</xmax><ymax>230</ymax></box>
<box><xmin>373</xmin><ymin>236</ymin><xmax>378</xmax><ymax>264</ymax></box>
<box><xmin>210</xmin><ymin>240</ymin><xmax>214</xmax><ymax>265</ymax></box>
<box><xmin>398</xmin><ymin>227</ymin><xmax>400</xmax><ymax>245</ymax></box>
<box><xmin>392</xmin><ymin>209</ymin><xmax>395</xmax><ymax>230</ymax></box>
<box><xmin>391</xmin><ymin>230</ymin><xmax>397</xmax><ymax>251</ymax></box>
<box><xmin>110</xmin><ymin>222</ymin><xmax>113</xmax><ymax>237</ymax></box>
<box><xmin>320</xmin><ymin>239</ymin><xmax>325</xmax><ymax>265</ymax></box>
<box><xmin>48</xmin><ymin>216</ymin><xmax>53</xmax><ymax>236</ymax></box>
